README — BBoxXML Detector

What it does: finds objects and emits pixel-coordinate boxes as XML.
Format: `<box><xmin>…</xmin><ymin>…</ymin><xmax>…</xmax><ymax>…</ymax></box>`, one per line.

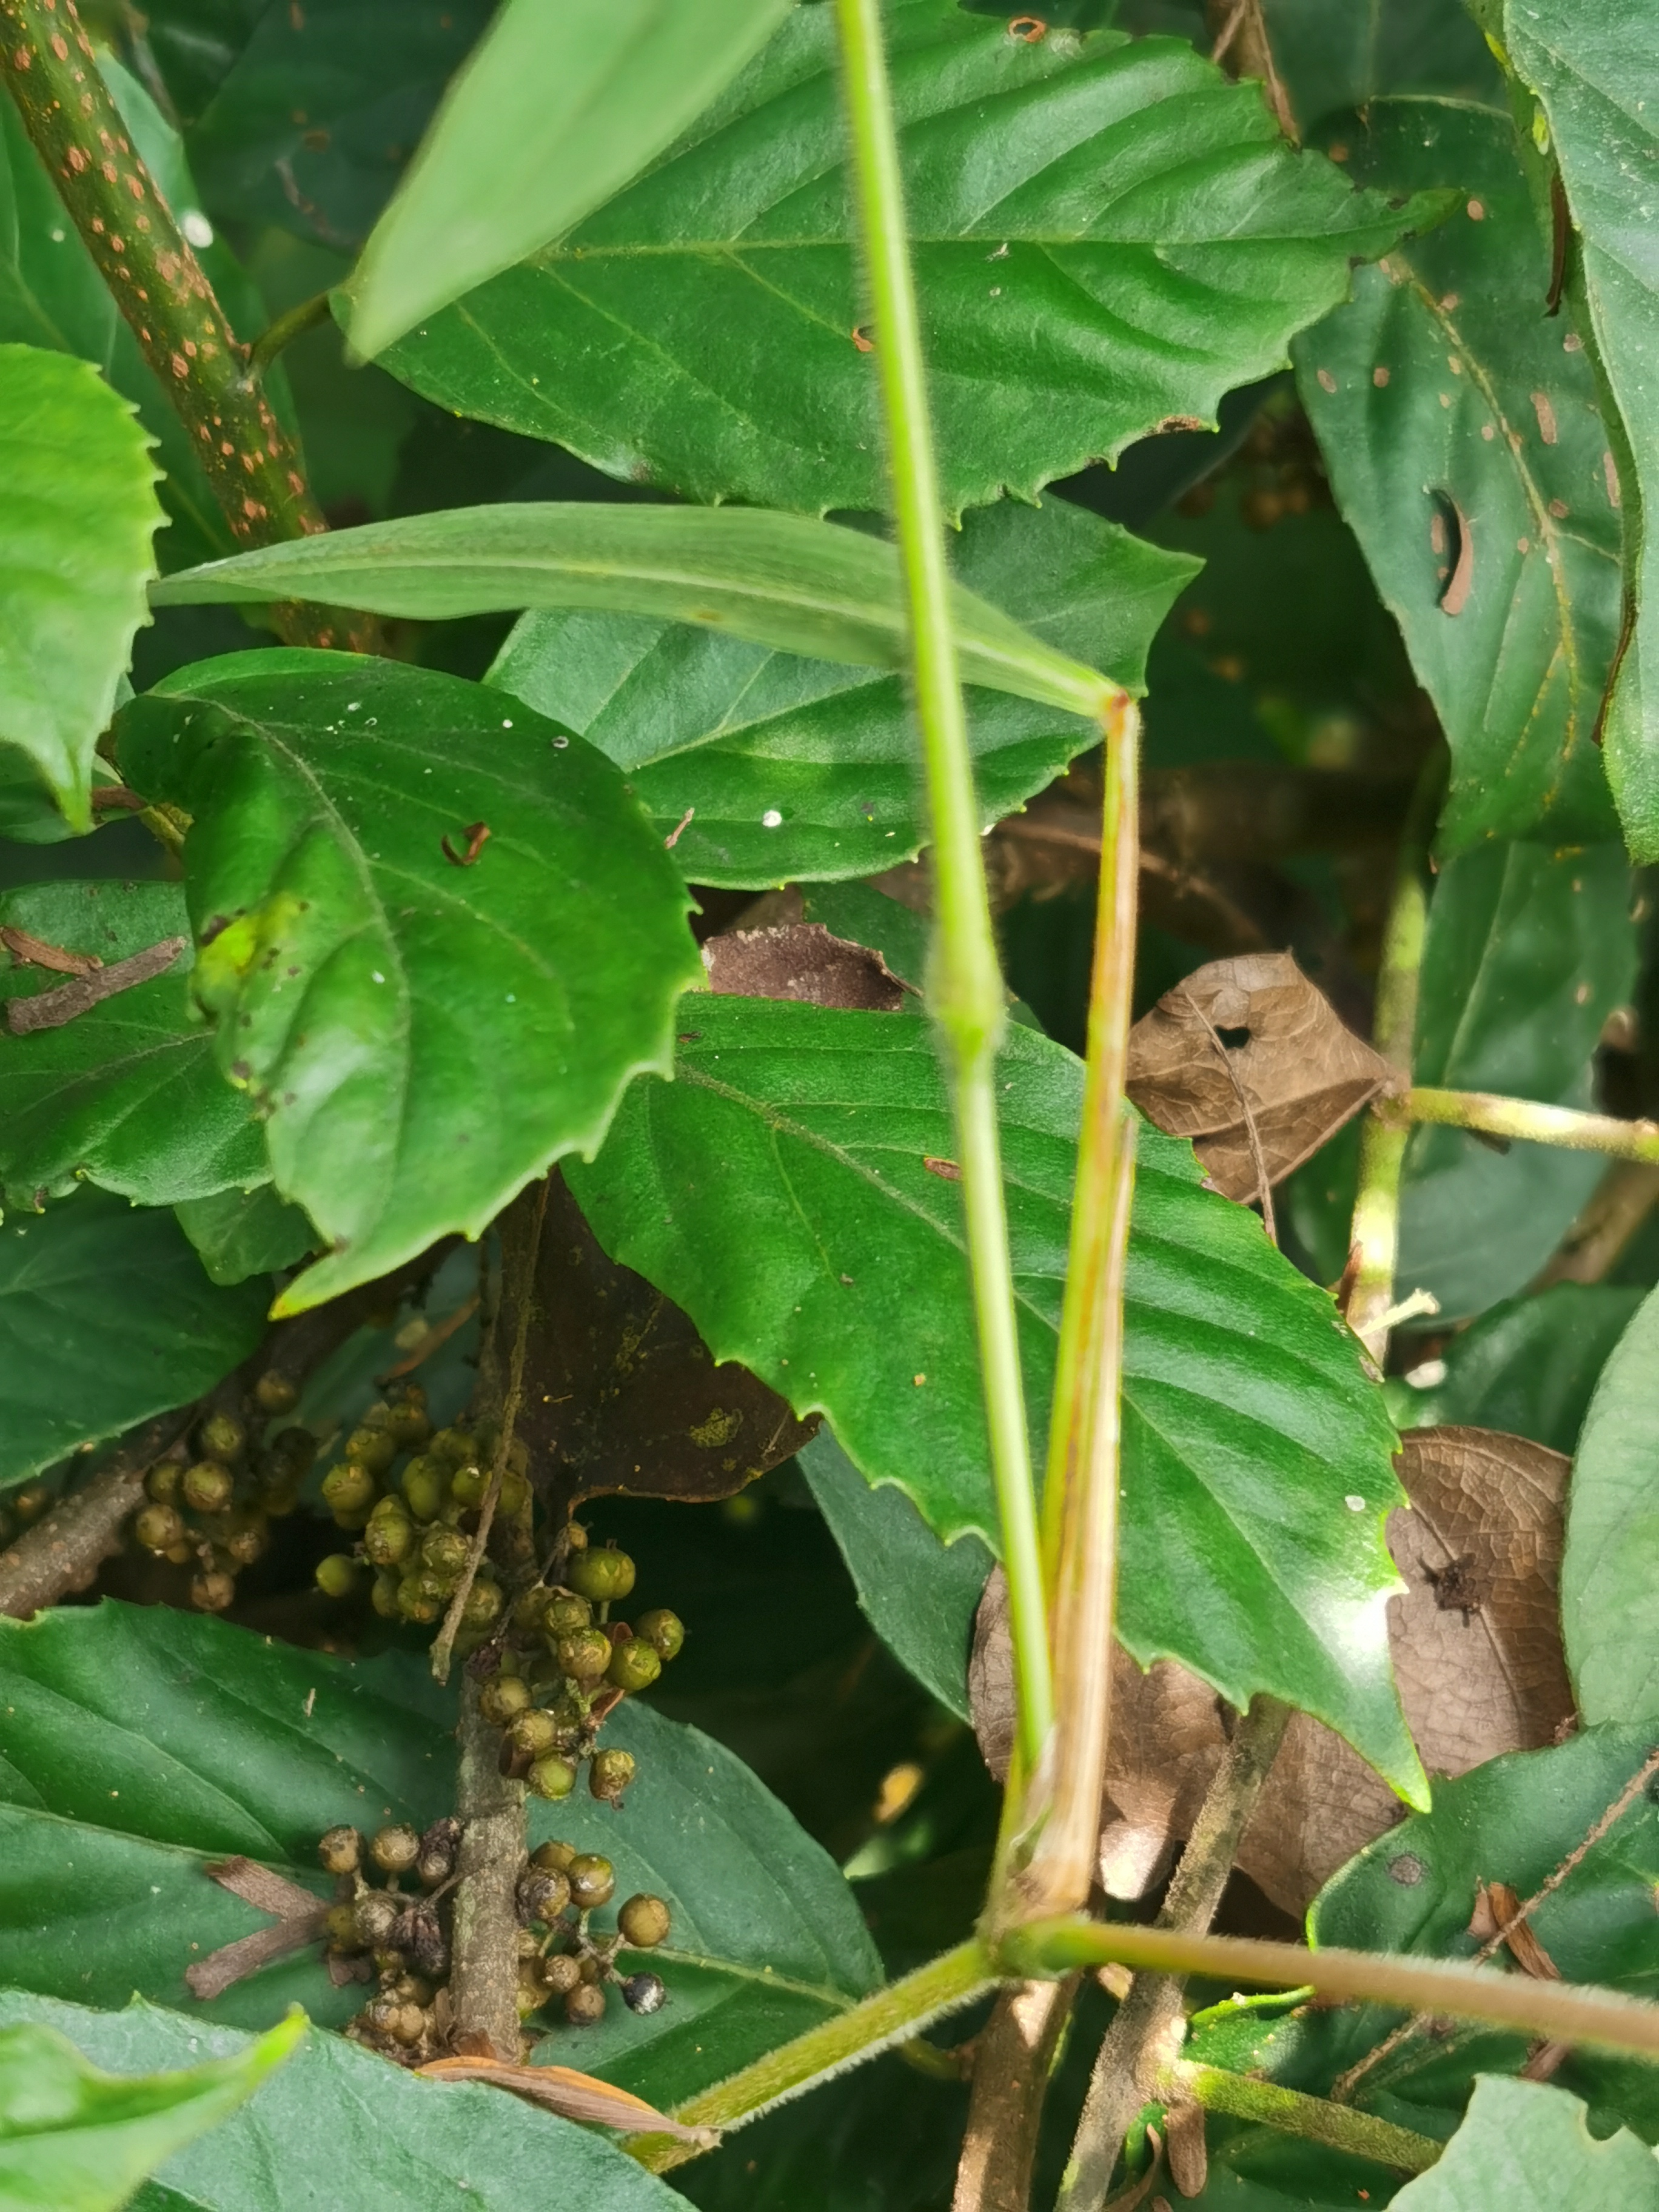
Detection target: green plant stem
<box><xmin>1000</xmin><ymin>1917</ymin><xmax>1659</xmax><ymax>2060</ymax></box>
<box><xmin>833</xmin><ymin>0</ymin><xmax>1050</xmax><ymax>1775</ymax></box>
<box><xmin>632</xmin><ymin>1939</ymin><xmax>997</xmax><ymax>2173</ymax></box>
<box><xmin>1401</xmin><ymin>1087</ymin><xmax>1659</xmax><ymax>1162</ymax></box>
<box><xmin>1167</xmin><ymin>2060</ymin><xmax>1442</xmax><ymax>2176</ymax></box>
<box><xmin>249</xmin><ymin>288</ymin><xmax>333</xmax><ymax>375</ymax></box>
<box><xmin>0</xmin><ymin>0</ymin><xmax>379</xmax><ymax>652</ymax></box>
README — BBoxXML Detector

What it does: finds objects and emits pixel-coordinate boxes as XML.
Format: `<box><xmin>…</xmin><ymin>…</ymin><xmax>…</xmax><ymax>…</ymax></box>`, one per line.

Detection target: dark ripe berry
<box><xmin>221</xmin><ymin>1512</ymin><xmax>269</xmax><ymax>1569</ymax></box>
<box><xmin>420</xmin><ymin>1524</ymin><xmax>469</xmax><ymax>1578</ymax></box>
<box><xmin>622</xmin><ymin>1972</ymin><xmax>668</xmax><ymax>2016</ymax></box>
<box><xmin>415</xmin><ymin>1815</ymin><xmax>461</xmax><ymax>1886</ymax></box>
<box><xmin>345</xmin><ymin>1423</ymin><xmax>397</xmax><ymax>1476</ymax></box>
<box><xmin>363</xmin><ymin>1497</ymin><xmax>414</xmax><ymax>1568</ymax></box>
<box><xmin>391</xmin><ymin>1905</ymin><xmax>447</xmax><ymax>1979</ymax></box>
<box><xmin>510</xmin><ymin>1709</ymin><xmax>561</xmax><ymax>1758</ymax></box>
<box><xmin>399</xmin><ymin>1455</ymin><xmax>449</xmax><ymax>1522</ymax></box>
<box><xmin>517</xmin><ymin>1868</ymin><xmax>571</xmax><ymax>1925</ymax></box>
<box><xmin>315</xmin><ymin>1553</ymin><xmax>358</xmax><ymax>1600</ymax></box>
<box><xmin>530</xmin><ymin>1840</ymin><xmax>576</xmax><ymax>1876</ymax></box>
<box><xmin>190</xmin><ymin>1569</ymin><xmax>236</xmax><ymax>1612</ymax></box>
<box><xmin>565</xmin><ymin>1983</ymin><xmax>607</xmax><ymax>2027</ymax></box>
<box><xmin>528</xmin><ymin>1754</ymin><xmax>577</xmax><ymax>1801</ymax></box>
<box><xmin>568</xmin><ymin>1546</ymin><xmax>635</xmax><ymax>1604</ymax></box>
<box><xmin>556</xmin><ymin>1627</ymin><xmax>612</xmax><ymax>1683</ymax></box>
<box><xmin>133</xmin><ymin>1502</ymin><xmax>185</xmax><ymax>1554</ymax></box>
<box><xmin>461</xmin><ymin>1578</ymin><xmax>503</xmax><ymax>1629</ymax></box>
<box><xmin>589</xmin><ymin>1748</ymin><xmax>636</xmax><ymax>1806</ymax></box>
<box><xmin>370</xmin><ymin>1823</ymin><xmax>422</xmax><ymax>1875</ymax></box>
<box><xmin>182</xmin><ymin>1460</ymin><xmax>235</xmax><ymax>1515</ymax></box>
<box><xmin>370</xmin><ymin>1571</ymin><xmax>402</xmax><ymax>1620</ymax></box>
<box><xmin>541</xmin><ymin>1952</ymin><xmax>581</xmax><ymax>1996</ymax></box>
<box><xmin>618</xmin><ymin>1893</ymin><xmax>671</xmax><ymax>1948</ymax></box>
<box><xmin>318</xmin><ymin>1823</ymin><xmax>363</xmax><ymax>1876</ymax></box>
<box><xmin>607</xmin><ymin>1638</ymin><xmax>662</xmax><ymax>1694</ymax></box>
<box><xmin>429</xmin><ymin>1426</ymin><xmax>478</xmax><ymax>1469</ymax></box>
<box><xmin>567</xmin><ymin>1854</ymin><xmax>615</xmax><ymax>1911</ymax></box>
<box><xmin>11</xmin><ymin>1481</ymin><xmax>51</xmax><ymax>1526</ymax></box>
<box><xmin>269</xmin><ymin>1427</ymin><xmax>319</xmax><ymax>1478</ymax></box>
<box><xmin>478</xmin><ymin>1674</ymin><xmax>533</xmax><ymax>1728</ymax></box>
<box><xmin>354</xmin><ymin>1891</ymin><xmax>402</xmax><ymax>1948</ymax></box>
<box><xmin>323</xmin><ymin>1902</ymin><xmax>361</xmax><ymax>1949</ymax></box>
<box><xmin>634</xmin><ymin>1608</ymin><xmax>685</xmax><ymax>1661</ymax></box>
<box><xmin>198</xmin><ymin>1410</ymin><xmax>246</xmax><ymax>1464</ymax></box>
<box><xmin>541</xmin><ymin>1592</ymin><xmax>592</xmax><ymax>1638</ymax></box>
<box><xmin>254</xmin><ymin>1371</ymin><xmax>298</xmax><ymax>1416</ymax></box>
<box><xmin>145</xmin><ymin>1461</ymin><xmax>182</xmax><ymax>1505</ymax></box>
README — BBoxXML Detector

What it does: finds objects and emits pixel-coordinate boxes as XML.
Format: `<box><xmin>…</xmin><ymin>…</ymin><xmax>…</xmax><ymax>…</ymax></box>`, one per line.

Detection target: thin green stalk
<box><xmin>833</xmin><ymin>0</ymin><xmax>1051</xmax><ymax>1775</ymax></box>
<box><xmin>1168</xmin><ymin>2060</ymin><xmax>1442</xmax><ymax>2176</ymax></box>
<box><xmin>1403</xmin><ymin>1087</ymin><xmax>1659</xmax><ymax>1162</ymax></box>
<box><xmin>631</xmin><ymin>1939</ymin><xmax>996</xmax><ymax>2173</ymax></box>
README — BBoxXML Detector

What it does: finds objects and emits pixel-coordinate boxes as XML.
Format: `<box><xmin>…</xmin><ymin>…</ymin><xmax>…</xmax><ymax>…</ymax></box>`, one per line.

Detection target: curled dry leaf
<box><xmin>417</xmin><ymin>2055</ymin><xmax>719</xmax><ymax>2145</ymax></box>
<box><xmin>1125</xmin><ymin>953</ymin><xmax>1396</xmax><ymax>1204</ymax></box>
<box><xmin>970</xmin><ymin>1426</ymin><xmax>1574</xmax><ymax>1915</ymax></box>
<box><xmin>702</xmin><ymin>922</ymin><xmax>908</xmax><ymax>1011</ymax></box>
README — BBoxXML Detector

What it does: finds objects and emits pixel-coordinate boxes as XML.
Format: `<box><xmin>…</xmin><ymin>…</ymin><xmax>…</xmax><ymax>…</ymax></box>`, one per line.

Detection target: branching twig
<box><xmin>1168</xmin><ymin>2059</ymin><xmax>1441</xmax><ymax>2174</ymax></box>
<box><xmin>1398</xmin><ymin>1088</ymin><xmax>1659</xmax><ymax>1165</ymax></box>
<box><xmin>0</xmin><ymin>1413</ymin><xmax>188</xmax><ymax>1617</ymax></box>
<box><xmin>952</xmin><ymin>1977</ymin><xmax>1081</xmax><ymax>2212</ymax></box>
<box><xmin>5</xmin><ymin>936</ymin><xmax>186</xmax><ymax>1033</ymax></box>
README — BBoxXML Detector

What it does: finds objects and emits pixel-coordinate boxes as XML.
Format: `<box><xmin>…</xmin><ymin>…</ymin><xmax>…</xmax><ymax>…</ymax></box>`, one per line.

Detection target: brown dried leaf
<box><xmin>969</xmin><ymin>1426</ymin><xmax>1574</xmax><ymax>1916</ymax></box>
<box><xmin>184</xmin><ymin>1858</ymin><xmax>329</xmax><ymax>2001</ymax></box>
<box><xmin>1125</xmin><ymin>953</ymin><xmax>1395</xmax><ymax>1202</ymax></box>
<box><xmin>417</xmin><ymin>2056</ymin><xmax>718</xmax><ymax>2144</ymax></box>
<box><xmin>703</xmin><ymin>922</ymin><xmax>908</xmax><ymax>1011</ymax></box>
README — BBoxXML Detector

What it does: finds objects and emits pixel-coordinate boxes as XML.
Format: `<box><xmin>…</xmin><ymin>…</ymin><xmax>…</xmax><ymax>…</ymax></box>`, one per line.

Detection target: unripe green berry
<box><xmin>345</xmin><ymin>1422</ymin><xmax>397</xmax><ymax>1475</ymax></box>
<box><xmin>190</xmin><ymin>1568</ymin><xmax>236</xmax><ymax>1612</ymax></box>
<box><xmin>370</xmin><ymin>1571</ymin><xmax>401</xmax><ymax>1620</ymax></box>
<box><xmin>221</xmin><ymin>1512</ymin><xmax>269</xmax><ymax>1569</ymax></box>
<box><xmin>542</xmin><ymin>1592</ymin><xmax>592</xmax><ymax>1638</ymax></box>
<box><xmin>321</xmin><ymin>1460</ymin><xmax>377</xmax><ymax>1520</ymax></box>
<box><xmin>363</xmin><ymin>1496</ymin><xmax>414</xmax><ymax>1568</ymax></box>
<box><xmin>528</xmin><ymin>1753</ymin><xmax>577</xmax><ymax>1800</ymax></box>
<box><xmin>568</xmin><ymin>1546</ymin><xmax>635</xmax><ymax>1603</ymax></box>
<box><xmin>607</xmin><ymin>1637</ymin><xmax>662</xmax><ymax>1694</ymax></box>
<box><xmin>429</xmin><ymin>1426</ymin><xmax>478</xmax><ymax>1469</ymax></box>
<box><xmin>634</xmin><ymin>1608</ymin><xmax>685</xmax><ymax>1661</ymax></box>
<box><xmin>478</xmin><ymin>1674</ymin><xmax>534</xmax><ymax>1728</ymax></box>
<box><xmin>530</xmin><ymin>1840</ymin><xmax>576</xmax><ymax>1875</ymax></box>
<box><xmin>134</xmin><ymin>1502</ymin><xmax>185</xmax><ymax>1554</ymax></box>
<box><xmin>565</xmin><ymin>1982</ymin><xmax>607</xmax><ymax>2026</ymax></box>
<box><xmin>183</xmin><ymin>1460</ymin><xmax>235</xmax><ymax>1515</ymax></box>
<box><xmin>515</xmin><ymin>1974</ymin><xmax>547</xmax><ymax>2020</ymax></box>
<box><xmin>590</xmin><ymin>1748</ymin><xmax>637</xmax><ymax>1806</ymax></box>
<box><xmin>509</xmin><ymin>1709</ymin><xmax>561</xmax><ymax>1758</ymax></box>
<box><xmin>315</xmin><ymin>1553</ymin><xmax>358</xmax><ymax>1600</ymax></box>
<box><xmin>318</xmin><ymin>1824</ymin><xmax>362</xmax><ymax>1875</ymax></box>
<box><xmin>556</xmin><ymin>1627</ymin><xmax>612</xmax><ymax>1683</ymax></box>
<box><xmin>564</xmin><ymin>1521</ymin><xmax>589</xmax><ymax>1554</ymax></box>
<box><xmin>146</xmin><ymin>1461</ymin><xmax>182</xmax><ymax>1504</ymax></box>
<box><xmin>461</xmin><ymin>1577</ymin><xmax>503</xmax><ymax>1629</ymax></box>
<box><xmin>370</xmin><ymin>1823</ymin><xmax>421</xmax><ymax>1875</ymax></box>
<box><xmin>386</xmin><ymin>1390</ymin><xmax>431</xmax><ymax>1450</ymax></box>
<box><xmin>498</xmin><ymin>1470</ymin><xmax>531</xmax><ymax>1518</ymax></box>
<box><xmin>198</xmin><ymin>1410</ymin><xmax>246</xmax><ymax>1463</ymax></box>
<box><xmin>11</xmin><ymin>1481</ymin><xmax>51</xmax><ymax>1526</ymax></box>
<box><xmin>395</xmin><ymin>1577</ymin><xmax>443</xmax><ymax>1625</ymax></box>
<box><xmin>399</xmin><ymin>1455</ymin><xmax>449</xmax><ymax>1521</ymax></box>
<box><xmin>420</xmin><ymin>1524</ymin><xmax>469</xmax><ymax>1577</ymax></box>
<box><xmin>449</xmin><ymin>1462</ymin><xmax>488</xmax><ymax>1508</ymax></box>
<box><xmin>568</xmin><ymin>1853</ymin><xmax>615</xmax><ymax>1910</ymax></box>
<box><xmin>542</xmin><ymin>1951</ymin><xmax>582</xmax><ymax>1997</ymax></box>
<box><xmin>323</xmin><ymin>1902</ymin><xmax>361</xmax><ymax>1949</ymax></box>
<box><xmin>254</xmin><ymin>1371</ymin><xmax>298</xmax><ymax>1416</ymax></box>
<box><xmin>618</xmin><ymin>1892</ymin><xmax>671</xmax><ymax>1948</ymax></box>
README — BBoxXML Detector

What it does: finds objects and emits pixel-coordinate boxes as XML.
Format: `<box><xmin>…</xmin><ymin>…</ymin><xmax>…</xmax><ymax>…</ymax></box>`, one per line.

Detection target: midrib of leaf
<box><xmin>644</xmin><ymin>1946</ymin><xmax>857</xmax><ymax>2011</ymax></box>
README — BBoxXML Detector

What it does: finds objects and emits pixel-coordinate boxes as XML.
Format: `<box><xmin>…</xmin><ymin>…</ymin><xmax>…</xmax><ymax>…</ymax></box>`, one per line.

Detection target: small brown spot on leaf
<box><xmin>1316</xmin><ymin>367</ymin><xmax>1336</xmax><ymax>393</ymax></box>
<box><xmin>851</xmin><ymin>324</ymin><xmax>874</xmax><ymax>352</ymax></box>
<box><xmin>1008</xmin><ymin>14</ymin><xmax>1047</xmax><ymax>38</ymax></box>
<box><xmin>1467</xmin><ymin>196</ymin><xmax>1486</xmax><ymax>219</ymax></box>
<box><xmin>1530</xmin><ymin>391</ymin><xmax>1559</xmax><ymax>444</ymax></box>
<box><xmin>923</xmin><ymin>1156</ymin><xmax>962</xmax><ymax>1181</ymax></box>
<box><xmin>1373</xmin><ymin>366</ymin><xmax>1390</xmax><ymax>387</ymax></box>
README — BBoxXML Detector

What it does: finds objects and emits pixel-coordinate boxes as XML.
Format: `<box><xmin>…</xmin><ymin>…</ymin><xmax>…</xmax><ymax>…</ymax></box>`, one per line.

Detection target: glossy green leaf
<box><xmin>1393</xmin><ymin>1281</ymin><xmax>1644</xmax><ymax>1454</ymax></box>
<box><xmin>486</xmin><ymin>497</ymin><xmax>1192</xmax><ymax>885</ymax></box>
<box><xmin>1398</xmin><ymin>838</ymin><xmax>1636</xmax><ymax>1321</ymax></box>
<box><xmin>1259</xmin><ymin>0</ymin><xmax>1500</xmax><ymax>133</ymax></box>
<box><xmin>1296</xmin><ymin>99</ymin><xmax>1620</xmax><ymax>848</ymax></box>
<box><xmin>344</xmin><ymin>0</ymin><xmax>794</xmax><ymax>360</ymax></box>
<box><xmin>1561</xmin><ymin>1285</ymin><xmax>1659</xmax><ymax>1725</ymax></box>
<box><xmin>172</xmin><ymin>1184</ymin><xmax>317</xmax><ymax>1287</ymax></box>
<box><xmin>1504</xmin><ymin>0</ymin><xmax>1659</xmax><ymax>860</ymax></box>
<box><xmin>148</xmin><ymin>503</ymin><xmax>1120</xmax><ymax>725</ymax></box>
<box><xmin>0</xmin><ymin>2006</ymin><xmax>302</xmax><ymax>2212</ymax></box>
<box><xmin>0</xmin><ymin>1603</ymin><xmax>880</xmax><ymax>2107</ymax></box>
<box><xmin>799</xmin><ymin>1427</ymin><xmax>991</xmax><ymax>1723</ymax></box>
<box><xmin>566</xmin><ymin>998</ymin><xmax>1423</xmax><ymax>1799</ymax></box>
<box><xmin>115</xmin><ymin>651</ymin><xmax>702</xmax><ymax>1313</ymax></box>
<box><xmin>0</xmin><ymin>346</ymin><xmax>161</xmax><ymax>837</ymax></box>
<box><xmin>0</xmin><ymin>1993</ymin><xmax>680</xmax><ymax>2212</ymax></box>
<box><xmin>372</xmin><ymin>1</ymin><xmax>1441</xmax><ymax>517</ymax></box>
<box><xmin>1393</xmin><ymin>2078</ymin><xmax>1659</xmax><ymax>2211</ymax></box>
<box><xmin>0</xmin><ymin>882</ymin><xmax>266</xmax><ymax>1212</ymax></box>
<box><xmin>0</xmin><ymin>1193</ymin><xmax>266</xmax><ymax>1491</ymax></box>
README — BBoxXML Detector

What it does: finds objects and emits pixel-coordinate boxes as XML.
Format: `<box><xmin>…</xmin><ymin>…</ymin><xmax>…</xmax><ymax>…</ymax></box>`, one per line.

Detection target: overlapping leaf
<box><xmin>1296</xmin><ymin>99</ymin><xmax>1620</xmax><ymax>848</ymax></box>
<box><xmin>1561</xmin><ymin>1284</ymin><xmax>1659</xmax><ymax>1726</ymax></box>
<box><xmin>1393</xmin><ymin>2079</ymin><xmax>1659</xmax><ymax>2211</ymax></box>
<box><xmin>173</xmin><ymin>1183</ymin><xmax>317</xmax><ymax>1287</ymax></box>
<box><xmin>1396</xmin><ymin>1281</ymin><xmax>1644</xmax><ymax>1455</ymax></box>
<box><xmin>566</xmin><ymin>997</ymin><xmax>1423</xmax><ymax>1798</ymax></box>
<box><xmin>115</xmin><ymin>651</ymin><xmax>703</xmax><ymax>1313</ymax></box>
<box><xmin>0</xmin><ymin>1193</ymin><xmax>266</xmax><ymax>1490</ymax></box>
<box><xmin>0</xmin><ymin>882</ymin><xmax>267</xmax><ymax>1212</ymax></box>
<box><xmin>372</xmin><ymin>0</ymin><xmax>1441</xmax><ymax>517</ymax></box>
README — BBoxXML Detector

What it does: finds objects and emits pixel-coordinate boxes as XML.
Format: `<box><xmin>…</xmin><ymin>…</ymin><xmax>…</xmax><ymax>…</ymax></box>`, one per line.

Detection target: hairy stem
<box><xmin>446</xmin><ymin>1678</ymin><xmax>526</xmax><ymax>2062</ymax></box>
<box><xmin>0</xmin><ymin>0</ymin><xmax>379</xmax><ymax>650</ymax></box>
<box><xmin>953</xmin><ymin>1978</ymin><xmax>1081</xmax><ymax>2212</ymax></box>
<box><xmin>1401</xmin><ymin>1088</ymin><xmax>1659</xmax><ymax>1162</ymax></box>
<box><xmin>1168</xmin><ymin>2060</ymin><xmax>1442</xmax><ymax>2176</ymax></box>
<box><xmin>1055</xmin><ymin>1696</ymin><xmax>1291</xmax><ymax>2212</ymax></box>
<box><xmin>833</xmin><ymin>0</ymin><xmax>1050</xmax><ymax>1773</ymax></box>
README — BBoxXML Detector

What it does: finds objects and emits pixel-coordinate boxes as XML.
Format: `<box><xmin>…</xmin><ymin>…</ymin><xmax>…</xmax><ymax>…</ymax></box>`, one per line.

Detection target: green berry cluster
<box><xmin>312</xmin><ymin>1389</ymin><xmax>529</xmax><ymax>1652</ymax></box>
<box><xmin>515</xmin><ymin>1840</ymin><xmax>671</xmax><ymax>2028</ymax></box>
<box><xmin>322</xmin><ymin>1817</ymin><xmax>461</xmax><ymax>2060</ymax></box>
<box><xmin>477</xmin><ymin>1534</ymin><xmax>685</xmax><ymax>1806</ymax></box>
<box><xmin>132</xmin><ymin>1376</ymin><xmax>318</xmax><ymax>1612</ymax></box>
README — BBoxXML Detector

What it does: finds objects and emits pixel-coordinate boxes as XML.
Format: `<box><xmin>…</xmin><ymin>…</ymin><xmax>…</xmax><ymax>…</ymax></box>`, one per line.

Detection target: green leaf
<box><xmin>1392</xmin><ymin>2078</ymin><xmax>1659</xmax><ymax>2211</ymax></box>
<box><xmin>114</xmin><ymin>651</ymin><xmax>703</xmax><ymax>1314</ymax></box>
<box><xmin>566</xmin><ymin>998</ymin><xmax>1423</xmax><ymax>1800</ymax></box>
<box><xmin>0</xmin><ymin>346</ymin><xmax>162</xmax><ymax>836</ymax></box>
<box><xmin>1503</xmin><ymin>0</ymin><xmax>1659</xmax><ymax>860</ymax></box>
<box><xmin>1398</xmin><ymin>837</ymin><xmax>1636</xmax><ymax>1320</ymax></box>
<box><xmin>344</xmin><ymin>0</ymin><xmax>794</xmax><ymax>360</ymax></box>
<box><xmin>371</xmin><ymin>1</ymin><xmax>1441</xmax><ymax>517</ymax></box>
<box><xmin>1561</xmin><ymin>1285</ymin><xmax>1659</xmax><ymax>1725</ymax></box>
<box><xmin>485</xmin><ymin>497</ymin><xmax>1193</xmax><ymax>886</ymax></box>
<box><xmin>1295</xmin><ymin>98</ymin><xmax>1620</xmax><ymax>848</ymax></box>
<box><xmin>0</xmin><ymin>1603</ymin><xmax>881</xmax><ymax>2106</ymax></box>
<box><xmin>0</xmin><ymin>2006</ymin><xmax>303</xmax><ymax>2212</ymax></box>
<box><xmin>0</xmin><ymin>1193</ymin><xmax>266</xmax><ymax>1490</ymax></box>
<box><xmin>173</xmin><ymin>1184</ymin><xmax>317</xmax><ymax>1287</ymax></box>
<box><xmin>0</xmin><ymin>1992</ymin><xmax>681</xmax><ymax>2212</ymax></box>
<box><xmin>1258</xmin><ymin>0</ymin><xmax>1500</xmax><ymax>133</ymax></box>
<box><xmin>0</xmin><ymin>882</ymin><xmax>267</xmax><ymax>1212</ymax></box>
<box><xmin>799</xmin><ymin>1428</ymin><xmax>991</xmax><ymax>1723</ymax></box>
<box><xmin>1392</xmin><ymin>1281</ymin><xmax>1644</xmax><ymax>1455</ymax></box>
<box><xmin>147</xmin><ymin>503</ymin><xmax>1120</xmax><ymax>724</ymax></box>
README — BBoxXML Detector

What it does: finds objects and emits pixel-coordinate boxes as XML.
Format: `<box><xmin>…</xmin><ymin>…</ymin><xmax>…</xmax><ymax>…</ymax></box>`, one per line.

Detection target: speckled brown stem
<box><xmin>0</xmin><ymin>0</ymin><xmax>380</xmax><ymax>651</ymax></box>
<box><xmin>447</xmin><ymin>1677</ymin><xmax>526</xmax><ymax>2062</ymax></box>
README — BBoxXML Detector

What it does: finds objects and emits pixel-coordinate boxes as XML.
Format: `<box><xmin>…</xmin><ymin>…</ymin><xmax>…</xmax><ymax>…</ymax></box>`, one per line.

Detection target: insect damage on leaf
<box><xmin>703</xmin><ymin>922</ymin><xmax>910</xmax><ymax>1011</ymax></box>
